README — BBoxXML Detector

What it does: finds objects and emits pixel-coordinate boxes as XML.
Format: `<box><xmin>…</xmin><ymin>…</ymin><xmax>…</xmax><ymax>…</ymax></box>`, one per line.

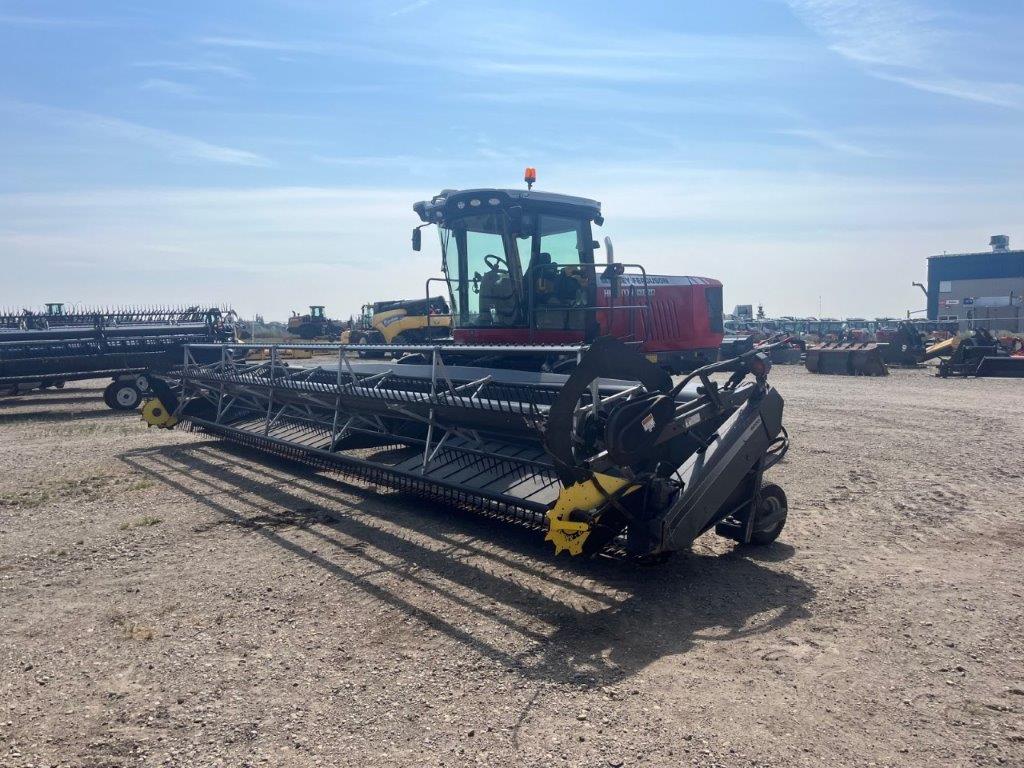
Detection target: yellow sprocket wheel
<box><xmin>141</xmin><ymin>397</ymin><xmax>177</xmax><ymax>429</ymax></box>
<box><xmin>545</xmin><ymin>473</ymin><xmax>635</xmax><ymax>556</ymax></box>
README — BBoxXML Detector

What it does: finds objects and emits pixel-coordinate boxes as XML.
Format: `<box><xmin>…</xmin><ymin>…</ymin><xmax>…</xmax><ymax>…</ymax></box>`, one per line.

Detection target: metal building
<box><xmin>927</xmin><ymin>235</ymin><xmax>1024</xmax><ymax>332</ymax></box>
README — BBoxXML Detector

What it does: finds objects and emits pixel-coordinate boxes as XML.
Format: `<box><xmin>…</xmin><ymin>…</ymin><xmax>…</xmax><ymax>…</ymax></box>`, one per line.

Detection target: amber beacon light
<box><xmin>524</xmin><ymin>167</ymin><xmax>537</xmax><ymax>190</ymax></box>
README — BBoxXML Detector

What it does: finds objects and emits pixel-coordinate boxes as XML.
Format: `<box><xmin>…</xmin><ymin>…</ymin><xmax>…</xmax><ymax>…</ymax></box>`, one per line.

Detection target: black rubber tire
<box><xmin>102</xmin><ymin>382</ymin><xmax>117</xmax><ymax>409</ymax></box>
<box><xmin>389</xmin><ymin>331</ymin><xmax>415</xmax><ymax>360</ymax></box>
<box><xmin>105</xmin><ymin>381</ymin><xmax>142</xmax><ymax>411</ymax></box>
<box><xmin>351</xmin><ymin>332</ymin><xmax>371</xmax><ymax>359</ymax></box>
<box><xmin>360</xmin><ymin>331</ymin><xmax>388</xmax><ymax>359</ymax></box>
<box><xmin>748</xmin><ymin>483</ymin><xmax>788</xmax><ymax>545</ymax></box>
<box><xmin>392</xmin><ymin>330</ymin><xmax>422</xmax><ymax>346</ymax></box>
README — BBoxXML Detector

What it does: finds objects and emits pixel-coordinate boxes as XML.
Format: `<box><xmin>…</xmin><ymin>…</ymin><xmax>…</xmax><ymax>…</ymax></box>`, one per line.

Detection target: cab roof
<box><xmin>414</xmin><ymin>188</ymin><xmax>603</xmax><ymax>226</ymax></box>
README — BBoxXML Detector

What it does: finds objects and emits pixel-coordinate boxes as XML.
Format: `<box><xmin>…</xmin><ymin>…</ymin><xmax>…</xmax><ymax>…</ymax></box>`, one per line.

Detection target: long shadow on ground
<box><xmin>0</xmin><ymin>406</ymin><xmax>125</xmax><ymax>425</ymax></box>
<box><xmin>120</xmin><ymin>439</ymin><xmax>814</xmax><ymax>686</ymax></box>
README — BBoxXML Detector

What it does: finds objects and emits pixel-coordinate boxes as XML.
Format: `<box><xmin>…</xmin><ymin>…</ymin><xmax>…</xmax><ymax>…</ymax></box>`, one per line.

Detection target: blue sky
<box><xmin>2</xmin><ymin>0</ymin><xmax>1023</xmax><ymax>320</ymax></box>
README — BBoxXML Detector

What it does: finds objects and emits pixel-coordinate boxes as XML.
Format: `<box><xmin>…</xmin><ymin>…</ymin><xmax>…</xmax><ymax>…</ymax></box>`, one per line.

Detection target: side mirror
<box><xmin>412</xmin><ymin>227</ymin><xmax>422</xmax><ymax>251</ymax></box>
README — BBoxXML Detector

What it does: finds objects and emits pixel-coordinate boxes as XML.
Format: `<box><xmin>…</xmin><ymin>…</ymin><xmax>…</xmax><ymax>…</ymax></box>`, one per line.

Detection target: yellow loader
<box><xmin>341</xmin><ymin>297</ymin><xmax>452</xmax><ymax>357</ymax></box>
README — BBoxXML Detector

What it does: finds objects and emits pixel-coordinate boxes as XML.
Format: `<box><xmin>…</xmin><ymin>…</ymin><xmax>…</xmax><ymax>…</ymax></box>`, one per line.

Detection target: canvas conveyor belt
<box><xmin>145</xmin><ymin>338</ymin><xmax>793</xmax><ymax>560</ymax></box>
<box><xmin>164</xmin><ymin>360</ymin><xmax>623</xmax><ymax>522</ymax></box>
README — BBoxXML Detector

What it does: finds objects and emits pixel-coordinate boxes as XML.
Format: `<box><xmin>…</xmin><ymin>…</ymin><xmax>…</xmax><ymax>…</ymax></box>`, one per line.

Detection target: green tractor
<box><xmin>287</xmin><ymin>305</ymin><xmax>344</xmax><ymax>340</ymax></box>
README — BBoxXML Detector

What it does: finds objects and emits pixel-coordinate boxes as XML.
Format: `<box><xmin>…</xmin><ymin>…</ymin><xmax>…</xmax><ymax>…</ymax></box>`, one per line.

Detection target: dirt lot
<box><xmin>1</xmin><ymin>366</ymin><xmax>1022</xmax><ymax>767</ymax></box>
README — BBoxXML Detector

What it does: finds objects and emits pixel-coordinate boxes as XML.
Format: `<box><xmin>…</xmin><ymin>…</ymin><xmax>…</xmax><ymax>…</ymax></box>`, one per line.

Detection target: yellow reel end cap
<box><xmin>141</xmin><ymin>398</ymin><xmax>177</xmax><ymax>429</ymax></box>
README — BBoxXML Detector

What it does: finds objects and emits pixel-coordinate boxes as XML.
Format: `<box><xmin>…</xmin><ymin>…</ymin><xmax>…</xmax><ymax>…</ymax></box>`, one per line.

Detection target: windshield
<box><xmin>438</xmin><ymin>209</ymin><xmax>595</xmax><ymax>330</ymax></box>
<box><xmin>440</xmin><ymin>212</ymin><xmax>519</xmax><ymax>327</ymax></box>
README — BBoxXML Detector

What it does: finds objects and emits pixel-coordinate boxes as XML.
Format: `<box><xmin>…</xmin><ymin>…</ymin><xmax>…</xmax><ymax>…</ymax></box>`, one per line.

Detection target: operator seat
<box><xmin>478</xmin><ymin>258</ymin><xmax>516</xmax><ymax>325</ymax></box>
<box><xmin>529</xmin><ymin>251</ymin><xmax>578</xmax><ymax>331</ymax></box>
<box><xmin>524</xmin><ymin>252</ymin><xmax>559</xmax><ymax>330</ymax></box>
<box><xmin>526</xmin><ymin>251</ymin><xmax>556</xmax><ymax>282</ymax></box>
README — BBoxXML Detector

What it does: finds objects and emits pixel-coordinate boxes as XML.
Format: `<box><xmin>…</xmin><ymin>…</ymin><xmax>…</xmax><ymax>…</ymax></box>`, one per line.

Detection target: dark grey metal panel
<box><xmin>927</xmin><ymin>250</ymin><xmax>1024</xmax><ymax>319</ymax></box>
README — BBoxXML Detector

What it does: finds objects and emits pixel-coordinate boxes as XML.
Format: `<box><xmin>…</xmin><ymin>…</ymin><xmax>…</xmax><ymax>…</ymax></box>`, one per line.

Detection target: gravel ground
<box><xmin>1</xmin><ymin>366</ymin><xmax>1022</xmax><ymax>767</ymax></box>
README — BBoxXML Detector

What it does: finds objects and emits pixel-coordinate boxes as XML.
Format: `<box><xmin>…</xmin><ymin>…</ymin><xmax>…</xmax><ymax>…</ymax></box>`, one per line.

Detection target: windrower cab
<box><xmin>413</xmin><ymin>168</ymin><xmax>724</xmax><ymax>373</ymax></box>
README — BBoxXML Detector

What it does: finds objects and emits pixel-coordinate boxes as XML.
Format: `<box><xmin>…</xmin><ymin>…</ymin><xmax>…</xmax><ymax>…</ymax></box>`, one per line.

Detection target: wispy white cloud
<box><xmin>197</xmin><ymin>36</ymin><xmax>431</xmax><ymax>70</ymax></box>
<box><xmin>463</xmin><ymin>86</ymin><xmax>795</xmax><ymax>120</ymax></box>
<box><xmin>198</xmin><ymin>36</ymin><xmax>329</xmax><ymax>54</ymax></box>
<box><xmin>871</xmin><ymin>72</ymin><xmax>1024</xmax><ymax>109</ymax></box>
<box><xmin>784</xmin><ymin>0</ymin><xmax>1024</xmax><ymax>108</ymax></box>
<box><xmin>312</xmin><ymin>142</ymin><xmax>534</xmax><ymax>174</ymax></box>
<box><xmin>778</xmin><ymin>128</ymin><xmax>880</xmax><ymax>157</ymax></box>
<box><xmin>784</xmin><ymin>0</ymin><xmax>940</xmax><ymax>68</ymax></box>
<box><xmin>483</xmin><ymin>29</ymin><xmax>808</xmax><ymax>64</ymax></box>
<box><xmin>475</xmin><ymin>60</ymin><xmax>675</xmax><ymax>82</ymax></box>
<box><xmin>133</xmin><ymin>59</ymin><xmax>248</xmax><ymax>79</ymax></box>
<box><xmin>0</xmin><ymin>14</ymin><xmax>111</xmax><ymax>28</ymax></box>
<box><xmin>78</xmin><ymin>115</ymin><xmax>271</xmax><ymax>167</ymax></box>
<box><xmin>198</xmin><ymin>23</ymin><xmax>809</xmax><ymax>83</ymax></box>
<box><xmin>389</xmin><ymin>0</ymin><xmax>435</xmax><ymax>17</ymax></box>
<box><xmin>314</xmin><ymin>154</ymin><xmax>435</xmax><ymax>169</ymax></box>
<box><xmin>0</xmin><ymin>101</ymin><xmax>272</xmax><ymax>167</ymax></box>
<box><xmin>140</xmin><ymin>78</ymin><xmax>204</xmax><ymax>99</ymax></box>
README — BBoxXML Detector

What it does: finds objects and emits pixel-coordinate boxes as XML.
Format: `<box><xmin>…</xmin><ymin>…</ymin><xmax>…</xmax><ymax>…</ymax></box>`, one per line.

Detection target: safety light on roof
<box><xmin>469</xmin><ymin>198</ymin><xmax>481</xmax><ymax>207</ymax></box>
<box><xmin>524</xmin><ymin>166</ymin><xmax>537</xmax><ymax>190</ymax></box>
<box><xmin>456</xmin><ymin>201</ymin><xmax>466</xmax><ymax>209</ymax></box>
<box><xmin>488</xmin><ymin>197</ymin><xmax>500</xmax><ymax>206</ymax></box>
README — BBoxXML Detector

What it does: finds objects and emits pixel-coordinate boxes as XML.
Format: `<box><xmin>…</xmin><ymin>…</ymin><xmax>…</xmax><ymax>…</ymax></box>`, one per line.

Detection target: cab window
<box><xmin>518</xmin><ymin>215</ymin><xmax>591</xmax><ymax>330</ymax></box>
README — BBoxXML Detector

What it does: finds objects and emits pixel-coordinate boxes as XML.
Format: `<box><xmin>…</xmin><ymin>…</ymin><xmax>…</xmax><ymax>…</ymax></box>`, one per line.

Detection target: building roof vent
<box><xmin>990</xmin><ymin>234</ymin><xmax>1010</xmax><ymax>252</ymax></box>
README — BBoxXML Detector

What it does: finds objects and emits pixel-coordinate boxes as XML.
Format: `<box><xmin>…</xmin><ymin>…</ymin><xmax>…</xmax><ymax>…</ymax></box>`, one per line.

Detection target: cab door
<box><xmin>514</xmin><ymin>214</ymin><xmax>595</xmax><ymax>343</ymax></box>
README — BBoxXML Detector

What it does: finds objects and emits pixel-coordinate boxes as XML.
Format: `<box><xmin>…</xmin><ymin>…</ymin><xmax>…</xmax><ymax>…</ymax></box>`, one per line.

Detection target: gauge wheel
<box><xmin>747</xmin><ymin>483</ymin><xmax>788</xmax><ymax>545</ymax></box>
<box><xmin>104</xmin><ymin>380</ymin><xmax>142</xmax><ymax>411</ymax></box>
